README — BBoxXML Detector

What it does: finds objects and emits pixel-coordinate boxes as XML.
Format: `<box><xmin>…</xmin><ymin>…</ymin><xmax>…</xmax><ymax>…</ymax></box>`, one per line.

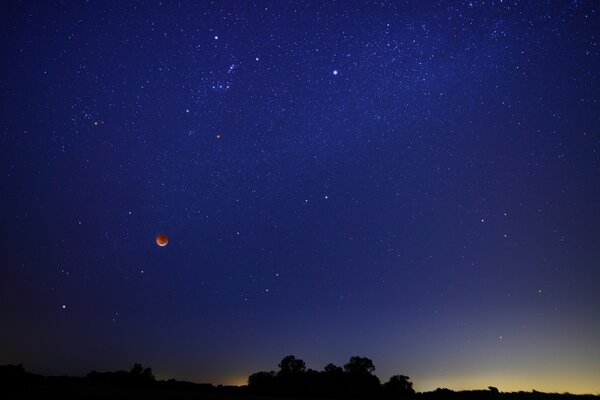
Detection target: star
<box><xmin>3</xmin><ymin>1</ymin><xmax>597</xmax><ymax>392</ymax></box>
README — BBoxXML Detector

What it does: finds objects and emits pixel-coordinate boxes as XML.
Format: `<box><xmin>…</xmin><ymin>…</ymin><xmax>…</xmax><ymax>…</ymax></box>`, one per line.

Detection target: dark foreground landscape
<box><xmin>2</xmin><ymin>356</ymin><xmax>598</xmax><ymax>400</ymax></box>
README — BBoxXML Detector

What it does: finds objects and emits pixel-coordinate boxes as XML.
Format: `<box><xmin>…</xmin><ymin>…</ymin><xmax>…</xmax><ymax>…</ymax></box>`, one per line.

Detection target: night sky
<box><xmin>1</xmin><ymin>0</ymin><xmax>599</xmax><ymax>394</ymax></box>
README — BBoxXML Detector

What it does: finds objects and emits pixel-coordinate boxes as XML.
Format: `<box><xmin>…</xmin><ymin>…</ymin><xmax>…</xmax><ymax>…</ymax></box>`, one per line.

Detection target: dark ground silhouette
<box><xmin>1</xmin><ymin>356</ymin><xmax>598</xmax><ymax>400</ymax></box>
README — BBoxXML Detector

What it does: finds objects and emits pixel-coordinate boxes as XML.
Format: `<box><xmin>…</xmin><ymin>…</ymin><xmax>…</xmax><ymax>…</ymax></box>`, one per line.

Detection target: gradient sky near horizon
<box><xmin>1</xmin><ymin>0</ymin><xmax>599</xmax><ymax>394</ymax></box>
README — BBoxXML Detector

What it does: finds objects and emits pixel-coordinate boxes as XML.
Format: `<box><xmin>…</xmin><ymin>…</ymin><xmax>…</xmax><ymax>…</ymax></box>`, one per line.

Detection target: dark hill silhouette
<box><xmin>1</xmin><ymin>358</ymin><xmax>598</xmax><ymax>400</ymax></box>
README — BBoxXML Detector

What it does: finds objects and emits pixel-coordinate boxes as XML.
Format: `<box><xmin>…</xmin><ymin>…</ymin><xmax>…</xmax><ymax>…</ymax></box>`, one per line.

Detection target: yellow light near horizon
<box><xmin>415</xmin><ymin>370</ymin><xmax>600</xmax><ymax>395</ymax></box>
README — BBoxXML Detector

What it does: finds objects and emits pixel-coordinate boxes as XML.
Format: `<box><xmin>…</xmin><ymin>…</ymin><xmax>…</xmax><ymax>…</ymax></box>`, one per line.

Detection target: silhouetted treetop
<box><xmin>344</xmin><ymin>356</ymin><xmax>376</xmax><ymax>376</ymax></box>
<box><xmin>323</xmin><ymin>363</ymin><xmax>344</xmax><ymax>375</ymax></box>
<box><xmin>385</xmin><ymin>374</ymin><xmax>415</xmax><ymax>396</ymax></box>
<box><xmin>247</xmin><ymin>370</ymin><xmax>276</xmax><ymax>388</ymax></box>
<box><xmin>130</xmin><ymin>363</ymin><xmax>155</xmax><ymax>382</ymax></box>
<box><xmin>247</xmin><ymin>355</ymin><xmax>389</xmax><ymax>397</ymax></box>
<box><xmin>131</xmin><ymin>363</ymin><xmax>144</xmax><ymax>376</ymax></box>
<box><xmin>278</xmin><ymin>355</ymin><xmax>306</xmax><ymax>376</ymax></box>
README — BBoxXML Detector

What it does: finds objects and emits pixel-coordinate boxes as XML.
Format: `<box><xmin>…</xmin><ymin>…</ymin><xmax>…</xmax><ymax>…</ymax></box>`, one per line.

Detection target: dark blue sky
<box><xmin>1</xmin><ymin>0</ymin><xmax>599</xmax><ymax>393</ymax></box>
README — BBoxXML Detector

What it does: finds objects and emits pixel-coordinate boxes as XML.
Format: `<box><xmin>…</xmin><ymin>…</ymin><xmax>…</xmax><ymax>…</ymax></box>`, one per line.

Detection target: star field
<box><xmin>1</xmin><ymin>0</ymin><xmax>599</xmax><ymax>393</ymax></box>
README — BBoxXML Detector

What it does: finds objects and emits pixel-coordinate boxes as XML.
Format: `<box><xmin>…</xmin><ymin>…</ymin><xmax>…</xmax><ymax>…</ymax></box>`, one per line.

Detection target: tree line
<box><xmin>2</xmin><ymin>359</ymin><xmax>599</xmax><ymax>400</ymax></box>
<box><xmin>247</xmin><ymin>354</ymin><xmax>414</xmax><ymax>397</ymax></box>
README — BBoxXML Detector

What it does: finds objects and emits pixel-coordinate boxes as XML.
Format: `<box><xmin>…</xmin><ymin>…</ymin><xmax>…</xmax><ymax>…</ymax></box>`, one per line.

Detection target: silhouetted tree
<box><xmin>344</xmin><ymin>356</ymin><xmax>380</xmax><ymax>395</ymax></box>
<box><xmin>385</xmin><ymin>374</ymin><xmax>415</xmax><ymax>397</ymax></box>
<box><xmin>323</xmin><ymin>363</ymin><xmax>344</xmax><ymax>375</ymax></box>
<box><xmin>0</xmin><ymin>364</ymin><xmax>44</xmax><ymax>387</ymax></box>
<box><xmin>278</xmin><ymin>355</ymin><xmax>306</xmax><ymax>376</ymax></box>
<box><xmin>130</xmin><ymin>363</ymin><xmax>144</xmax><ymax>376</ymax></box>
<box><xmin>344</xmin><ymin>356</ymin><xmax>376</xmax><ymax>376</ymax></box>
<box><xmin>321</xmin><ymin>363</ymin><xmax>345</xmax><ymax>395</ymax></box>
<box><xmin>431</xmin><ymin>387</ymin><xmax>455</xmax><ymax>399</ymax></box>
<box><xmin>274</xmin><ymin>355</ymin><xmax>308</xmax><ymax>395</ymax></box>
<box><xmin>129</xmin><ymin>363</ymin><xmax>155</xmax><ymax>383</ymax></box>
<box><xmin>247</xmin><ymin>370</ymin><xmax>276</xmax><ymax>392</ymax></box>
<box><xmin>143</xmin><ymin>367</ymin><xmax>154</xmax><ymax>380</ymax></box>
